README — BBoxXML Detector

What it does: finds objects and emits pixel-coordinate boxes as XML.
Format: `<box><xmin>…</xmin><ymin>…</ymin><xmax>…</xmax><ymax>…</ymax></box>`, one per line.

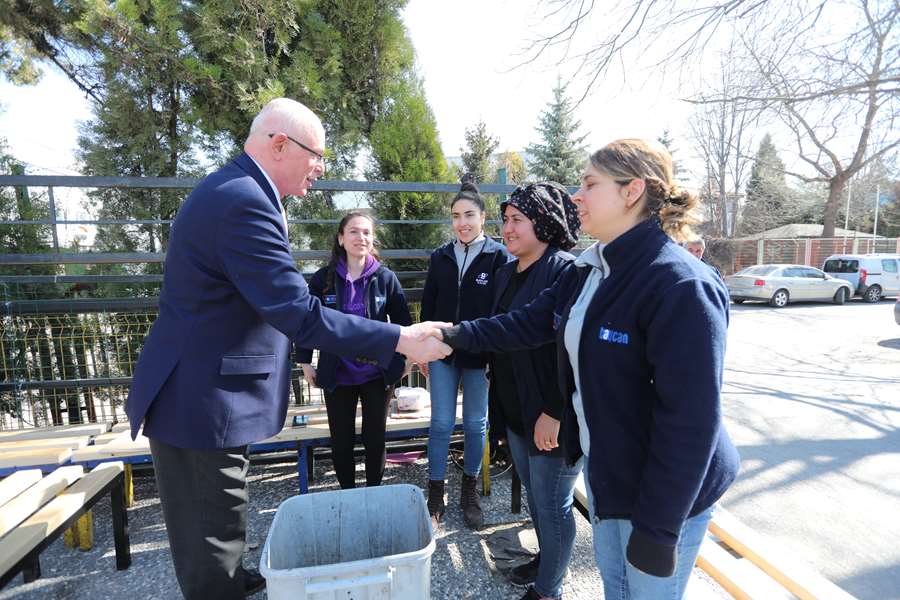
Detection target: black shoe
<box><xmin>518</xmin><ymin>586</ymin><xmax>542</xmax><ymax>600</ymax></box>
<box><xmin>427</xmin><ymin>479</ymin><xmax>446</xmax><ymax>522</ymax></box>
<box><xmin>508</xmin><ymin>554</ymin><xmax>540</xmax><ymax>585</ymax></box>
<box><xmin>460</xmin><ymin>473</ymin><xmax>484</xmax><ymax>529</ymax></box>
<box><xmin>243</xmin><ymin>568</ymin><xmax>266</xmax><ymax>597</ymax></box>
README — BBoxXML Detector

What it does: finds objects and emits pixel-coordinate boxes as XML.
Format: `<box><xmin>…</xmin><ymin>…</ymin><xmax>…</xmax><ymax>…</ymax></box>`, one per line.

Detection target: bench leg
<box><xmin>297</xmin><ymin>444</ymin><xmax>309</xmax><ymax>494</ymax></box>
<box><xmin>124</xmin><ymin>464</ymin><xmax>134</xmax><ymax>508</ymax></box>
<box><xmin>111</xmin><ymin>478</ymin><xmax>132</xmax><ymax>570</ymax></box>
<box><xmin>306</xmin><ymin>444</ymin><xmax>315</xmax><ymax>483</ymax></box>
<box><xmin>21</xmin><ymin>551</ymin><xmax>40</xmax><ymax>584</ymax></box>
<box><xmin>482</xmin><ymin>431</ymin><xmax>491</xmax><ymax>496</ymax></box>
<box><xmin>511</xmin><ymin>465</ymin><xmax>522</xmax><ymax>514</ymax></box>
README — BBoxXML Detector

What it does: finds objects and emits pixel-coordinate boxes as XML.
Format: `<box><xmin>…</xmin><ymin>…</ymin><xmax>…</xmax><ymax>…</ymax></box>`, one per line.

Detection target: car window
<box><xmin>823</xmin><ymin>259</ymin><xmax>859</xmax><ymax>273</ymax></box>
<box><xmin>802</xmin><ymin>268</ymin><xmax>825</xmax><ymax>279</ymax></box>
<box><xmin>782</xmin><ymin>267</ymin><xmax>804</xmax><ymax>278</ymax></box>
<box><xmin>742</xmin><ymin>265</ymin><xmax>779</xmax><ymax>276</ymax></box>
<box><xmin>883</xmin><ymin>260</ymin><xmax>898</xmax><ymax>273</ymax></box>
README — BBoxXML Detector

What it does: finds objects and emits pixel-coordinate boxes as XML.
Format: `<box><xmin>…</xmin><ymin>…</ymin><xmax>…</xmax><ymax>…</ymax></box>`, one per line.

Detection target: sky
<box><xmin>0</xmin><ymin>1</ymin><xmax>700</xmax><ymax>179</ymax></box>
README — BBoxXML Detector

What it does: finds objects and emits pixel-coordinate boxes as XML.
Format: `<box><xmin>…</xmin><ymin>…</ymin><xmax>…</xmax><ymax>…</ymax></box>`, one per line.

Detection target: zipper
<box><xmin>455</xmin><ymin>243</ymin><xmax>470</xmax><ymax>323</ymax></box>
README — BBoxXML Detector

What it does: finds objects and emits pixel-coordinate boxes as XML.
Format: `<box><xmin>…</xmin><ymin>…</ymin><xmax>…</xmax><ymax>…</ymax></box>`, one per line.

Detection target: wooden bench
<box><xmin>0</xmin><ymin>461</ymin><xmax>131</xmax><ymax>589</ymax></box>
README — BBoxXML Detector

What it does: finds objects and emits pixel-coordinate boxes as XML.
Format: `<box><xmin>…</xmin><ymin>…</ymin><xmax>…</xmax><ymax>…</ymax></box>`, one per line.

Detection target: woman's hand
<box><xmin>533</xmin><ymin>413</ymin><xmax>560</xmax><ymax>452</ymax></box>
<box><xmin>300</xmin><ymin>363</ymin><xmax>318</xmax><ymax>387</ymax></box>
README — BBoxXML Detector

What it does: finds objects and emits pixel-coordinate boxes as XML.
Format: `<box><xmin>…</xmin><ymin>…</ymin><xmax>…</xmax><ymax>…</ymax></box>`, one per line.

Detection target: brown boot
<box><xmin>427</xmin><ymin>479</ymin><xmax>446</xmax><ymax>523</ymax></box>
<box><xmin>460</xmin><ymin>473</ymin><xmax>484</xmax><ymax>529</ymax></box>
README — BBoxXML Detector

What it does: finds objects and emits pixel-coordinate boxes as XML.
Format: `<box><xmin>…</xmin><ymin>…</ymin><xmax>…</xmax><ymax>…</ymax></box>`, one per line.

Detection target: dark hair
<box><xmin>451</xmin><ymin>180</ymin><xmax>485</xmax><ymax>212</ymax></box>
<box><xmin>324</xmin><ymin>211</ymin><xmax>378</xmax><ymax>291</ymax></box>
<box><xmin>590</xmin><ymin>139</ymin><xmax>701</xmax><ymax>242</ymax></box>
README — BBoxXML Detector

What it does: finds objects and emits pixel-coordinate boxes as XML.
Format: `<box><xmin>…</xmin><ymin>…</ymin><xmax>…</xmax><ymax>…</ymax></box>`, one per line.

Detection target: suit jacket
<box><xmin>125</xmin><ymin>153</ymin><xmax>400</xmax><ymax>449</ymax></box>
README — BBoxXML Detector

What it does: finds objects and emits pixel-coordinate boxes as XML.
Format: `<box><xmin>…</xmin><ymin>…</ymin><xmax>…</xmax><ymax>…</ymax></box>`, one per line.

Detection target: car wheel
<box><xmin>733</xmin><ymin>299</ymin><xmax>745</xmax><ymax>304</ymax></box>
<box><xmin>769</xmin><ymin>289</ymin><xmax>789</xmax><ymax>308</ymax></box>
<box><xmin>833</xmin><ymin>287</ymin><xmax>848</xmax><ymax>305</ymax></box>
<box><xmin>864</xmin><ymin>285</ymin><xmax>882</xmax><ymax>302</ymax></box>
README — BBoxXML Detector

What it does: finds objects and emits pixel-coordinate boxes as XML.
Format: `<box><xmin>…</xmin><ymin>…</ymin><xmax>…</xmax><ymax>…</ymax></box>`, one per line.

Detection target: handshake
<box><xmin>395</xmin><ymin>322</ymin><xmax>453</xmax><ymax>365</ymax></box>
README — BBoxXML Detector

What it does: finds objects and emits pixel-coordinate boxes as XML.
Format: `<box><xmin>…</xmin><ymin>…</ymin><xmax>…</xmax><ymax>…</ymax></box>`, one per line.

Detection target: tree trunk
<box><xmin>822</xmin><ymin>176</ymin><xmax>847</xmax><ymax>238</ymax></box>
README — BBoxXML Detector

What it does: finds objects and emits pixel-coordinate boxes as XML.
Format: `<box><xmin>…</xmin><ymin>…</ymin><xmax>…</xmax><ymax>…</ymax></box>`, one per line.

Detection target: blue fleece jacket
<box><xmin>420</xmin><ymin>235</ymin><xmax>512</xmax><ymax>369</ymax></box>
<box><xmin>443</xmin><ymin>218</ymin><xmax>740</xmax><ymax>577</ymax></box>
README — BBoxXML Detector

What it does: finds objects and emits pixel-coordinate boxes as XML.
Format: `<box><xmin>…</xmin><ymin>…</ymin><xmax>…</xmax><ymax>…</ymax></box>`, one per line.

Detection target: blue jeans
<box><xmin>584</xmin><ymin>461</ymin><xmax>714</xmax><ymax>600</ymax></box>
<box><xmin>506</xmin><ymin>427</ymin><xmax>583</xmax><ymax>599</ymax></box>
<box><xmin>427</xmin><ymin>360</ymin><xmax>489</xmax><ymax>479</ymax></box>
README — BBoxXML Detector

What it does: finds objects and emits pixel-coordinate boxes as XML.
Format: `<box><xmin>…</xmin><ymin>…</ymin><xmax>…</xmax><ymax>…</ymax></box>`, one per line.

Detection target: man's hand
<box><xmin>533</xmin><ymin>412</ymin><xmax>560</xmax><ymax>452</ymax></box>
<box><xmin>397</xmin><ymin>322</ymin><xmax>453</xmax><ymax>364</ymax></box>
<box><xmin>300</xmin><ymin>364</ymin><xmax>317</xmax><ymax>387</ymax></box>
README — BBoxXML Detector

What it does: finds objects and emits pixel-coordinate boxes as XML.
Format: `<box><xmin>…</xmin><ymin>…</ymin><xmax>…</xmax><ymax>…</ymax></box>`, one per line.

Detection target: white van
<box><xmin>822</xmin><ymin>254</ymin><xmax>900</xmax><ymax>302</ymax></box>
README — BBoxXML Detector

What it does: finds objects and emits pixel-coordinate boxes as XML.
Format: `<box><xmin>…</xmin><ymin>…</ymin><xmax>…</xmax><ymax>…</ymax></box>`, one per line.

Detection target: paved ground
<box><xmin>719</xmin><ymin>299</ymin><xmax>900</xmax><ymax>599</ymax></box>
<box><xmin>0</xmin><ymin>455</ymin><xmax>728</xmax><ymax>600</ymax></box>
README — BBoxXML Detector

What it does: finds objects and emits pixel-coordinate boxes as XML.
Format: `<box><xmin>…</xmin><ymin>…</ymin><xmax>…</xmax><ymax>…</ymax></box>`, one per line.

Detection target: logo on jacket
<box><xmin>475</xmin><ymin>272</ymin><xmax>489</xmax><ymax>286</ymax></box>
<box><xmin>324</xmin><ymin>294</ymin><xmax>337</xmax><ymax>305</ymax></box>
<box><xmin>599</xmin><ymin>327</ymin><xmax>629</xmax><ymax>345</ymax></box>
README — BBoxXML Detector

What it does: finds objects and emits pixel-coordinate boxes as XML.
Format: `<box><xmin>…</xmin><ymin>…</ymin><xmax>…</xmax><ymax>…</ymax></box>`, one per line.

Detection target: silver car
<box><xmin>726</xmin><ymin>264</ymin><xmax>854</xmax><ymax>308</ymax></box>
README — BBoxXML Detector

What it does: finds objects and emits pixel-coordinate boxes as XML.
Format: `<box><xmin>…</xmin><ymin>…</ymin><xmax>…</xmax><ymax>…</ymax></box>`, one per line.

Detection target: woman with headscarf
<box><xmin>489</xmin><ymin>182</ymin><xmax>583</xmax><ymax>600</ymax></box>
<box><xmin>437</xmin><ymin>140</ymin><xmax>740</xmax><ymax>600</ymax></box>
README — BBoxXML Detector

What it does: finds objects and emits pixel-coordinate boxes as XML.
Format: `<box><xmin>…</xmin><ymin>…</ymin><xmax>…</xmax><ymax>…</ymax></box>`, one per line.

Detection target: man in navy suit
<box><xmin>125</xmin><ymin>98</ymin><xmax>450</xmax><ymax>599</ymax></box>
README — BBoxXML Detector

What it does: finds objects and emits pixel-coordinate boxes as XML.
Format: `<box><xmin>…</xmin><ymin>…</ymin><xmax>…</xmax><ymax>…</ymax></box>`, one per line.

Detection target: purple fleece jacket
<box><xmin>334</xmin><ymin>255</ymin><xmax>383</xmax><ymax>385</ymax></box>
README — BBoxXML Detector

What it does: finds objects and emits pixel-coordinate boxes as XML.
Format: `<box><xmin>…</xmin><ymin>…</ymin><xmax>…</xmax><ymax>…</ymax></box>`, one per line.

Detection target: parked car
<box><xmin>895</xmin><ymin>296</ymin><xmax>900</xmax><ymax>325</ymax></box>
<box><xmin>822</xmin><ymin>254</ymin><xmax>900</xmax><ymax>302</ymax></box>
<box><xmin>725</xmin><ymin>264</ymin><xmax>854</xmax><ymax>308</ymax></box>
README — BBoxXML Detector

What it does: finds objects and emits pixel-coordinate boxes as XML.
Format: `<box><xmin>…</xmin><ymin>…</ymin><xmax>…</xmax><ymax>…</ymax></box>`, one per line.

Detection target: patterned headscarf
<box><xmin>500</xmin><ymin>182</ymin><xmax>580</xmax><ymax>251</ymax></box>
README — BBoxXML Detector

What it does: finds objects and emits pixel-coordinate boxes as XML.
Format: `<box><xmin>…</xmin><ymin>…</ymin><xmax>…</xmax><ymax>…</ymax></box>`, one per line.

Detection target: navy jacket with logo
<box><xmin>444</xmin><ymin>218</ymin><xmax>740</xmax><ymax>576</ymax></box>
<box><xmin>295</xmin><ymin>265</ymin><xmax>412</xmax><ymax>392</ymax></box>
<box><xmin>488</xmin><ymin>246</ymin><xmax>575</xmax><ymax>456</ymax></box>
<box><xmin>125</xmin><ymin>153</ymin><xmax>401</xmax><ymax>449</ymax></box>
<box><xmin>420</xmin><ymin>236</ymin><xmax>511</xmax><ymax>369</ymax></box>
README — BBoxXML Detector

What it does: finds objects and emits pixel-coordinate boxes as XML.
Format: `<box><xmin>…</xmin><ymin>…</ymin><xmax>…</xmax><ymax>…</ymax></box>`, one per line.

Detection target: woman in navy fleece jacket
<box><xmin>440</xmin><ymin>139</ymin><xmax>740</xmax><ymax>600</ymax></box>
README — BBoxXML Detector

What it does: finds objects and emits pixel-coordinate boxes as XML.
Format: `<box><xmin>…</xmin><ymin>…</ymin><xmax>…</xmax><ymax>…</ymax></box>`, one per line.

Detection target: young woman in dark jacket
<box><xmin>439</xmin><ymin>140</ymin><xmax>740</xmax><ymax>600</ymax></box>
<box><xmin>489</xmin><ymin>182</ymin><xmax>584</xmax><ymax>600</ymax></box>
<box><xmin>297</xmin><ymin>211</ymin><xmax>412</xmax><ymax>489</ymax></box>
<box><xmin>420</xmin><ymin>181</ymin><xmax>511</xmax><ymax>528</ymax></box>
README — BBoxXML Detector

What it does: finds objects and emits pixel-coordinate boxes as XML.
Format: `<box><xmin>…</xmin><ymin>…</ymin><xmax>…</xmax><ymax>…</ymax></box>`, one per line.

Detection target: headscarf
<box><xmin>500</xmin><ymin>181</ymin><xmax>580</xmax><ymax>251</ymax></box>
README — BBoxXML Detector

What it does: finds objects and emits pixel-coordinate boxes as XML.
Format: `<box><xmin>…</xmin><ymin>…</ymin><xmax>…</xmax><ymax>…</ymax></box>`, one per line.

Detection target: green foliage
<box><xmin>525</xmin><ymin>78</ymin><xmax>588</xmax><ymax>186</ymax></box>
<box><xmin>0</xmin><ymin>24</ymin><xmax>41</xmax><ymax>84</ymax></box>
<box><xmin>368</xmin><ymin>76</ymin><xmax>450</xmax><ymax>272</ymax></box>
<box><xmin>494</xmin><ymin>150</ymin><xmax>528</xmax><ymax>185</ymax></box>
<box><xmin>740</xmin><ymin>134</ymin><xmax>790</xmax><ymax>235</ymax></box>
<box><xmin>458</xmin><ymin>120</ymin><xmax>500</xmax><ymax>184</ymax></box>
<box><xmin>657</xmin><ymin>129</ymin><xmax>686</xmax><ymax>183</ymax></box>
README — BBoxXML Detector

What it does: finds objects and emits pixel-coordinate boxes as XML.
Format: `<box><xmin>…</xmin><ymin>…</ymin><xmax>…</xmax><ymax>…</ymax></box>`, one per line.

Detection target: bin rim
<box><xmin>258</xmin><ymin>483</ymin><xmax>436</xmax><ymax>580</ymax></box>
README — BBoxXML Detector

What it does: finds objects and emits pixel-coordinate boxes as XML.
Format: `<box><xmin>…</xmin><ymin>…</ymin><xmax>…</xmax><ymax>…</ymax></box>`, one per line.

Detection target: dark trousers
<box><xmin>150</xmin><ymin>438</ymin><xmax>250</xmax><ymax>600</ymax></box>
<box><xmin>323</xmin><ymin>378</ymin><xmax>391</xmax><ymax>489</ymax></box>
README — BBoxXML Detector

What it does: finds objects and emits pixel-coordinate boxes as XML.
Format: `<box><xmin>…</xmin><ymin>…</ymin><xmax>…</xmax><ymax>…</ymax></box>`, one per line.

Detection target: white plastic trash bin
<box><xmin>260</xmin><ymin>483</ymin><xmax>435</xmax><ymax>599</ymax></box>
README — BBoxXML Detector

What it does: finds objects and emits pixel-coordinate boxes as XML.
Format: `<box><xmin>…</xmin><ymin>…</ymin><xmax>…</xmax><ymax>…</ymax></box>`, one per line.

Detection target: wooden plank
<box><xmin>709</xmin><ymin>508</ymin><xmax>856</xmax><ymax>600</ymax></box>
<box><xmin>0</xmin><ymin>470</ymin><xmax>43</xmax><ymax>509</ymax></box>
<box><xmin>0</xmin><ymin>423</ymin><xmax>109</xmax><ymax>442</ymax></box>
<box><xmin>0</xmin><ymin>462</ymin><xmax>124</xmax><ymax>578</ymax></box>
<box><xmin>0</xmin><ymin>447</ymin><xmax>73</xmax><ymax>469</ymax></box>
<box><xmin>0</xmin><ymin>466</ymin><xmax>84</xmax><ymax>538</ymax></box>
<box><xmin>696</xmin><ymin>535</ymin><xmax>795</xmax><ymax>600</ymax></box>
<box><xmin>70</xmin><ymin>434</ymin><xmax>149</xmax><ymax>463</ymax></box>
<box><xmin>0</xmin><ymin>436</ymin><xmax>90</xmax><ymax>451</ymax></box>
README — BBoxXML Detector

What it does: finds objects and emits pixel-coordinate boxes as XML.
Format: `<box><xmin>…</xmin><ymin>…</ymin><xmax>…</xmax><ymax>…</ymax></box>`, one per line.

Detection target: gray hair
<box><xmin>247</xmin><ymin>98</ymin><xmax>323</xmax><ymax>144</ymax></box>
<box><xmin>685</xmin><ymin>237</ymin><xmax>706</xmax><ymax>250</ymax></box>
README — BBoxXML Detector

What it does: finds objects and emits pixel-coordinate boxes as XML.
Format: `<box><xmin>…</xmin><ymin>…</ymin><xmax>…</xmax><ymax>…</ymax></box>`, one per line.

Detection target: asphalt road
<box><xmin>719</xmin><ymin>299</ymin><xmax>900</xmax><ymax>600</ymax></box>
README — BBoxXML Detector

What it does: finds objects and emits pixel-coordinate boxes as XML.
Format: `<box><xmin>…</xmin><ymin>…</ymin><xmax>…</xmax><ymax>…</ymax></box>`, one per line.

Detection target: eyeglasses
<box><xmin>268</xmin><ymin>133</ymin><xmax>325</xmax><ymax>165</ymax></box>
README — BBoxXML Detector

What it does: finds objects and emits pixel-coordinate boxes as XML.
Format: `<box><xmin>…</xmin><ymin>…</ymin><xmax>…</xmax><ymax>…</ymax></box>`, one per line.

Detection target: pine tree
<box><xmin>458</xmin><ymin>120</ymin><xmax>500</xmax><ymax>184</ymax></box>
<box><xmin>657</xmin><ymin>129</ymin><xmax>687</xmax><ymax>183</ymax></box>
<box><xmin>368</xmin><ymin>76</ymin><xmax>450</xmax><ymax>273</ymax></box>
<box><xmin>740</xmin><ymin>134</ymin><xmax>790</xmax><ymax>235</ymax></box>
<box><xmin>525</xmin><ymin>78</ymin><xmax>589</xmax><ymax>185</ymax></box>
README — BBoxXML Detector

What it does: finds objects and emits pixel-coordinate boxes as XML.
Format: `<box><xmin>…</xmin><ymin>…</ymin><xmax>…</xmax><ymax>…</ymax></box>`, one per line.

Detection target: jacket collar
<box><xmin>232</xmin><ymin>152</ymin><xmax>280</xmax><ymax>210</ymax></box>
<box><xmin>601</xmin><ymin>218</ymin><xmax>668</xmax><ymax>273</ymax></box>
<box><xmin>439</xmin><ymin>234</ymin><xmax>505</xmax><ymax>259</ymax></box>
